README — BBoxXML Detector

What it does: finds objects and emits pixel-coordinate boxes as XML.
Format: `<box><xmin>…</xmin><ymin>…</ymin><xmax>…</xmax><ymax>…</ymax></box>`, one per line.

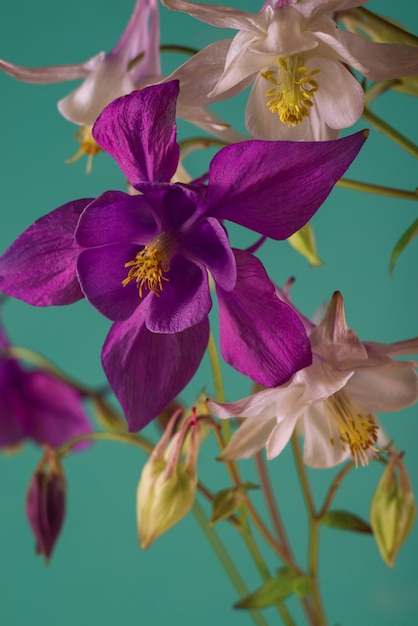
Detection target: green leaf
<box><xmin>389</xmin><ymin>218</ymin><xmax>418</xmax><ymax>274</ymax></box>
<box><xmin>235</xmin><ymin>570</ymin><xmax>310</xmax><ymax>609</ymax></box>
<box><xmin>210</xmin><ymin>483</ymin><xmax>259</xmax><ymax>525</ymax></box>
<box><xmin>321</xmin><ymin>510</ymin><xmax>372</xmax><ymax>534</ymax></box>
<box><xmin>287</xmin><ymin>223</ymin><xmax>323</xmax><ymax>267</ymax></box>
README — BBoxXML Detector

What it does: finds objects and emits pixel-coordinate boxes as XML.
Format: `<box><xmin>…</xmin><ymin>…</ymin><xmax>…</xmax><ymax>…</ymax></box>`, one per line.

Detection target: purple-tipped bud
<box><xmin>26</xmin><ymin>446</ymin><xmax>66</xmax><ymax>563</ymax></box>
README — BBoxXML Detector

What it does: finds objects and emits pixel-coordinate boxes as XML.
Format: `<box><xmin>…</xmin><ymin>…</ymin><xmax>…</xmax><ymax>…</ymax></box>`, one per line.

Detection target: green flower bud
<box><xmin>370</xmin><ymin>453</ymin><xmax>416</xmax><ymax>567</ymax></box>
<box><xmin>137</xmin><ymin>410</ymin><xmax>200</xmax><ymax>548</ymax></box>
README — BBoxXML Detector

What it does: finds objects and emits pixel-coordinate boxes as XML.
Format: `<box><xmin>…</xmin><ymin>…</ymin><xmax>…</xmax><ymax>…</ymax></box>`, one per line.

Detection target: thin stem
<box><xmin>291</xmin><ymin>435</ymin><xmax>327</xmax><ymax>626</ymax></box>
<box><xmin>337</xmin><ymin>178</ymin><xmax>418</xmax><ymax>201</ymax></box>
<box><xmin>318</xmin><ymin>461</ymin><xmax>355</xmax><ymax>519</ymax></box>
<box><xmin>362</xmin><ymin>108</ymin><xmax>418</xmax><ymax>159</ymax></box>
<box><xmin>255</xmin><ymin>452</ymin><xmax>291</xmax><ymax>551</ymax></box>
<box><xmin>179</xmin><ymin>137</ymin><xmax>229</xmax><ymax>152</ymax></box>
<box><xmin>160</xmin><ymin>44</ymin><xmax>198</xmax><ymax>57</ymax></box>
<box><xmin>192</xmin><ymin>500</ymin><xmax>270</xmax><ymax>626</ymax></box>
<box><xmin>57</xmin><ymin>430</ymin><xmax>154</xmax><ymax>457</ymax></box>
<box><xmin>291</xmin><ymin>435</ymin><xmax>315</xmax><ymax>519</ymax></box>
<box><xmin>6</xmin><ymin>346</ymin><xmax>94</xmax><ymax>397</ymax></box>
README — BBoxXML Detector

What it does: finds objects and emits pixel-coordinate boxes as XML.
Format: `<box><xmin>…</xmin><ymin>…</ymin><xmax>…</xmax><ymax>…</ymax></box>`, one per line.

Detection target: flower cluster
<box><xmin>0</xmin><ymin>2</ymin><xmax>417</xmax><ymax>619</ymax></box>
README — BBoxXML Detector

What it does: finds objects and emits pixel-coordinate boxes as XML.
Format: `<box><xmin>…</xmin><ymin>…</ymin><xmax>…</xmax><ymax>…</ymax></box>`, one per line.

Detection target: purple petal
<box><xmin>19</xmin><ymin>371</ymin><xmax>92</xmax><ymax>449</ymax></box>
<box><xmin>92</xmin><ymin>82</ymin><xmax>180</xmax><ymax>185</ymax></box>
<box><xmin>0</xmin><ymin>199</ymin><xmax>90</xmax><ymax>305</ymax></box>
<box><xmin>146</xmin><ymin>256</ymin><xmax>212</xmax><ymax>332</ymax></box>
<box><xmin>102</xmin><ymin>302</ymin><xmax>210</xmax><ymax>431</ymax></box>
<box><xmin>216</xmin><ymin>250</ymin><xmax>311</xmax><ymax>386</ymax></box>
<box><xmin>0</xmin><ymin>364</ymin><xmax>27</xmax><ymax>446</ymax></box>
<box><xmin>77</xmin><ymin>243</ymin><xmax>142</xmax><ymax>321</ymax></box>
<box><xmin>75</xmin><ymin>191</ymin><xmax>159</xmax><ymax>248</ymax></box>
<box><xmin>182</xmin><ymin>217</ymin><xmax>237</xmax><ymax>291</ymax></box>
<box><xmin>207</xmin><ymin>131</ymin><xmax>368</xmax><ymax>239</ymax></box>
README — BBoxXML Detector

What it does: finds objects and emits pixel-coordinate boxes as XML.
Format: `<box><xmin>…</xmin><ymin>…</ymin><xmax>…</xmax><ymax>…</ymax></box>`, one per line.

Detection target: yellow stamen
<box><xmin>122</xmin><ymin>234</ymin><xmax>177</xmax><ymax>298</ymax></box>
<box><xmin>66</xmin><ymin>125</ymin><xmax>102</xmax><ymax>174</ymax></box>
<box><xmin>261</xmin><ymin>55</ymin><xmax>320</xmax><ymax>127</ymax></box>
<box><xmin>326</xmin><ymin>391</ymin><xmax>379</xmax><ymax>467</ymax></box>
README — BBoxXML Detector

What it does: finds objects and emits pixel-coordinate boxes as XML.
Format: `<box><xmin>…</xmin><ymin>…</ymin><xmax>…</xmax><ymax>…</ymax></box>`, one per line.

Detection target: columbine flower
<box><xmin>163</xmin><ymin>0</ymin><xmax>418</xmax><ymax>140</ymax></box>
<box><xmin>0</xmin><ymin>316</ymin><xmax>92</xmax><ymax>449</ymax></box>
<box><xmin>0</xmin><ymin>82</ymin><xmax>366</xmax><ymax>431</ymax></box>
<box><xmin>209</xmin><ymin>292</ymin><xmax>418</xmax><ymax>468</ymax></box>
<box><xmin>0</xmin><ymin>0</ymin><xmax>243</xmax><ymax>169</ymax></box>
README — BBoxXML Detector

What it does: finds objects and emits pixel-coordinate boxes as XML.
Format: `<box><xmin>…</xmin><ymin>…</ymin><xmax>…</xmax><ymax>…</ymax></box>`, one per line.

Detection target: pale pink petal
<box><xmin>346</xmin><ymin>366</ymin><xmax>418</xmax><ymax>413</ymax></box>
<box><xmin>0</xmin><ymin>53</ymin><xmax>104</xmax><ymax>83</ymax></box>
<box><xmin>161</xmin><ymin>0</ymin><xmax>258</xmax><ymax>30</ymax></box>
<box><xmin>265</xmin><ymin>412</ymin><xmax>300</xmax><ymax>460</ymax></box>
<box><xmin>221</xmin><ymin>415</ymin><xmax>277</xmax><ymax>460</ymax></box>
<box><xmin>301</xmin><ymin>404</ymin><xmax>352</xmax><ymax>468</ymax></box>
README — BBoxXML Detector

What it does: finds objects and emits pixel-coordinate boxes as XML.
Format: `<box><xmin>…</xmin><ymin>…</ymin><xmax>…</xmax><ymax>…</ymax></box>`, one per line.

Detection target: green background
<box><xmin>0</xmin><ymin>1</ymin><xmax>417</xmax><ymax>624</ymax></box>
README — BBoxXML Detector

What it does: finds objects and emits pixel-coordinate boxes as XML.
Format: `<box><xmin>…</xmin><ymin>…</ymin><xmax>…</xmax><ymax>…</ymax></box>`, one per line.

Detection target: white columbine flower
<box><xmin>163</xmin><ymin>0</ymin><xmax>418</xmax><ymax>140</ymax></box>
<box><xmin>208</xmin><ymin>292</ymin><xmax>418</xmax><ymax>468</ymax></box>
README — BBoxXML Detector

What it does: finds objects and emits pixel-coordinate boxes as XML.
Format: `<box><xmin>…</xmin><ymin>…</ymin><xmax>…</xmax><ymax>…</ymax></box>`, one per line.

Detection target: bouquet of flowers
<box><xmin>0</xmin><ymin>1</ymin><xmax>417</xmax><ymax>624</ymax></box>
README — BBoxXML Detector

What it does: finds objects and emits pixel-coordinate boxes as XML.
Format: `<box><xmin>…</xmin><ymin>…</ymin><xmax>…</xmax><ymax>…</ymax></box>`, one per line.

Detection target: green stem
<box><xmin>255</xmin><ymin>452</ymin><xmax>291</xmax><ymax>551</ymax></box>
<box><xmin>362</xmin><ymin>108</ymin><xmax>418</xmax><ymax>159</ymax></box>
<box><xmin>337</xmin><ymin>178</ymin><xmax>418</xmax><ymax>201</ymax></box>
<box><xmin>160</xmin><ymin>44</ymin><xmax>198</xmax><ymax>57</ymax></box>
<box><xmin>192</xmin><ymin>500</ymin><xmax>270</xmax><ymax>626</ymax></box>
<box><xmin>6</xmin><ymin>346</ymin><xmax>94</xmax><ymax>397</ymax></box>
<box><xmin>57</xmin><ymin>430</ymin><xmax>154</xmax><ymax>457</ymax></box>
<box><xmin>291</xmin><ymin>435</ymin><xmax>327</xmax><ymax>626</ymax></box>
<box><xmin>318</xmin><ymin>462</ymin><xmax>355</xmax><ymax>519</ymax></box>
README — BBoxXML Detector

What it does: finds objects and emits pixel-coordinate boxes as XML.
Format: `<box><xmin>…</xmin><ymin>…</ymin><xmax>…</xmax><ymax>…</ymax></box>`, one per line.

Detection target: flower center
<box><xmin>261</xmin><ymin>56</ymin><xmax>320</xmax><ymax>127</ymax></box>
<box><xmin>122</xmin><ymin>233</ymin><xmax>177</xmax><ymax>298</ymax></box>
<box><xmin>66</xmin><ymin>126</ymin><xmax>102</xmax><ymax>174</ymax></box>
<box><xmin>326</xmin><ymin>390</ymin><xmax>379</xmax><ymax>467</ymax></box>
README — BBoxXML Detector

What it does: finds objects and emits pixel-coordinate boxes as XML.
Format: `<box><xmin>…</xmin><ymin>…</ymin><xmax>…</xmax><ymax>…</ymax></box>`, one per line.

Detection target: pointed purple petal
<box><xmin>207</xmin><ymin>131</ymin><xmax>368</xmax><ymax>239</ymax></box>
<box><xmin>92</xmin><ymin>82</ymin><xmax>180</xmax><ymax>185</ymax></box>
<box><xmin>146</xmin><ymin>256</ymin><xmax>211</xmax><ymax>332</ymax></box>
<box><xmin>0</xmin><ymin>199</ymin><xmax>90</xmax><ymax>305</ymax></box>
<box><xmin>216</xmin><ymin>250</ymin><xmax>311</xmax><ymax>386</ymax></box>
<box><xmin>102</xmin><ymin>302</ymin><xmax>209</xmax><ymax>431</ymax></box>
<box><xmin>0</xmin><ymin>365</ymin><xmax>26</xmax><ymax>446</ymax></box>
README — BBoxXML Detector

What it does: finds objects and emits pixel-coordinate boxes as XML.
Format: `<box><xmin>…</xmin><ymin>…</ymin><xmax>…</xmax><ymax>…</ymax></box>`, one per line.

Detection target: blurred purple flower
<box><xmin>0</xmin><ymin>320</ymin><xmax>92</xmax><ymax>449</ymax></box>
<box><xmin>0</xmin><ymin>81</ymin><xmax>367</xmax><ymax>430</ymax></box>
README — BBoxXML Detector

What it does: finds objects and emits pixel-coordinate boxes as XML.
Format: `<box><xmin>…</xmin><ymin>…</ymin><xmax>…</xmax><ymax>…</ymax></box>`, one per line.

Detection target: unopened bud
<box><xmin>370</xmin><ymin>453</ymin><xmax>416</xmax><ymax>567</ymax></box>
<box><xmin>137</xmin><ymin>410</ymin><xmax>200</xmax><ymax>548</ymax></box>
<box><xmin>26</xmin><ymin>446</ymin><xmax>66</xmax><ymax>563</ymax></box>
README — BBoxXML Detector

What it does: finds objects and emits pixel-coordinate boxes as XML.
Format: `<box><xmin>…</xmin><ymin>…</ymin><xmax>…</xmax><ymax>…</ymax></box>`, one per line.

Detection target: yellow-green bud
<box><xmin>137</xmin><ymin>410</ymin><xmax>200</xmax><ymax>548</ymax></box>
<box><xmin>370</xmin><ymin>453</ymin><xmax>416</xmax><ymax>567</ymax></box>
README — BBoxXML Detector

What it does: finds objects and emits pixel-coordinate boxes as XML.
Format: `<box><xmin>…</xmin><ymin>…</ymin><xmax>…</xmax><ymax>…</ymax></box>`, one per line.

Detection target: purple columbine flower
<box><xmin>0</xmin><ymin>318</ymin><xmax>92</xmax><ymax>449</ymax></box>
<box><xmin>0</xmin><ymin>81</ymin><xmax>367</xmax><ymax>430</ymax></box>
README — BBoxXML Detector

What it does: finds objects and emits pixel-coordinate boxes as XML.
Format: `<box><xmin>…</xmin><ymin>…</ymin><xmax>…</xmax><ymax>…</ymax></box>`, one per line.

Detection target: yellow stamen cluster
<box><xmin>66</xmin><ymin>125</ymin><xmax>102</xmax><ymax>174</ymax></box>
<box><xmin>122</xmin><ymin>245</ymin><xmax>170</xmax><ymax>297</ymax></box>
<box><xmin>261</xmin><ymin>56</ymin><xmax>320</xmax><ymax>127</ymax></box>
<box><xmin>326</xmin><ymin>391</ymin><xmax>379</xmax><ymax>467</ymax></box>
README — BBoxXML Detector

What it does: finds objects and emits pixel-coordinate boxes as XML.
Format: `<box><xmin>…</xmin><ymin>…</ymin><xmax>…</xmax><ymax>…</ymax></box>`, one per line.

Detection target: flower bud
<box><xmin>26</xmin><ymin>446</ymin><xmax>66</xmax><ymax>563</ymax></box>
<box><xmin>137</xmin><ymin>410</ymin><xmax>200</xmax><ymax>548</ymax></box>
<box><xmin>370</xmin><ymin>453</ymin><xmax>416</xmax><ymax>567</ymax></box>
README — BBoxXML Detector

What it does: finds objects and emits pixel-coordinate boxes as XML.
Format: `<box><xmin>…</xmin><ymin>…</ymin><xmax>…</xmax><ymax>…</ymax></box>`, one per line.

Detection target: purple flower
<box><xmin>0</xmin><ymin>318</ymin><xmax>92</xmax><ymax>449</ymax></box>
<box><xmin>0</xmin><ymin>81</ymin><xmax>367</xmax><ymax>430</ymax></box>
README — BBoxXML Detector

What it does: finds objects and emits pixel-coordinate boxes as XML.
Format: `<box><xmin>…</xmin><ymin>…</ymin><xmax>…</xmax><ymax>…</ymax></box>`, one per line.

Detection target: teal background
<box><xmin>0</xmin><ymin>1</ymin><xmax>417</xmax><ymax>624</ymax></box>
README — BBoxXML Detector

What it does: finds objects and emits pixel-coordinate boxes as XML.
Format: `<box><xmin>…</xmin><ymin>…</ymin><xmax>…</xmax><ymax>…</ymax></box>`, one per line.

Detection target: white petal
<box><xmin>176</xmin><ymin>103</ymin><xmax>247</xmax><ymax>142</ymax></box>
<box><xmin>298</xmin><ymin>0</ymin><xmax>369</xmax><ymax>21</ymax></box>
<box><xmin>302</xmin><ymin>404</ymin><xmax>352</xmax><ymax>468</ymax></box>
<box><xmin>309</xmin><ymin>292</ymin><xmax>368</xmax><ymax>366</ymax></box>
<box><xmin>58</xmin><ymin>56</ymin><xmax>136</xmax><ymax>125</ymax></box>
<box><xmin>313</xmin><ymin>57</ymin><xmax>365</xmax><ymax>129</ymax></box>
<box><xmin>364</xmin><ymin>338</ymin><xmax>418</xmax><ymax>359</ymax></box>
<box><xmin>208</xmin><ymin>387</ymin><xmax>287</xmax><ymax>420</ymax></box>
<box><xmin>346</xmin><ymin>365</ymin><xmax>418</xmax><ymax>413</ymax></box>
<box><xmin>0</xmin><ymin>52</ymin><xmax>104</xmax><ymax>84</ymax></box>
<box><xmin>300</xmin><ymin>356</ymin><xmax>354</xmax><ymax>404</ymax></box>
<box><xmin>221</xmin><ymin>416</ymin><xmax>277</xmax><ymax>460</ymax></box>
<box><xmin>341</xmin><ymin>31</ymin><xmax>418</xmax><ymax>81</ymax></box>
<box><xmin>265</xmin><ymin>412</ymin><xmax>300</xmax><ymax>459</ymax></box>
<box><xmin>161</xmin><ymin>0</ymin><xmax>257</xmax><ymax>30</ymax></box>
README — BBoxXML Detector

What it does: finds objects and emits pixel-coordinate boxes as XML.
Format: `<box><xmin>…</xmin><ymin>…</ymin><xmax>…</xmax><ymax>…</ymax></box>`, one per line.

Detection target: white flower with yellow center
<box><xmin>208</xmin><ymin>292</ymin><xmax>418</xmax><ymax>468</ymax></box>
<box><xmin>163</xmin><ymin>0</ymin><xmax>418</xmax><ymax>140</ymax></box>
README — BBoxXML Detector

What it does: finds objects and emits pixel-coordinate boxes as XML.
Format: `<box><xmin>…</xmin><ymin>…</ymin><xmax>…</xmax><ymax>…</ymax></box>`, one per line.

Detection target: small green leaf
<box><xmin>288</xmin><ymin>223</ymin><xmax>323</xmax><ymax>267</ymax></box>
<box><xmin>321</xmin><ymin>510</ymin><xmax>372</xmax><ymax>534</ymax></box>
<box><xmin>389</xmin><ymin>218</ymin><xmax>418</xmax><ymax>274</ymax></box>
<box><xmin>210</xmin><ymin>488</ymin><xmax>245</xmax><ymax>525</ymax></box>
<box><xmin>235</xmin><ymin>570</ymin><xmax>309</xmax><ymax>609</ymax></box>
